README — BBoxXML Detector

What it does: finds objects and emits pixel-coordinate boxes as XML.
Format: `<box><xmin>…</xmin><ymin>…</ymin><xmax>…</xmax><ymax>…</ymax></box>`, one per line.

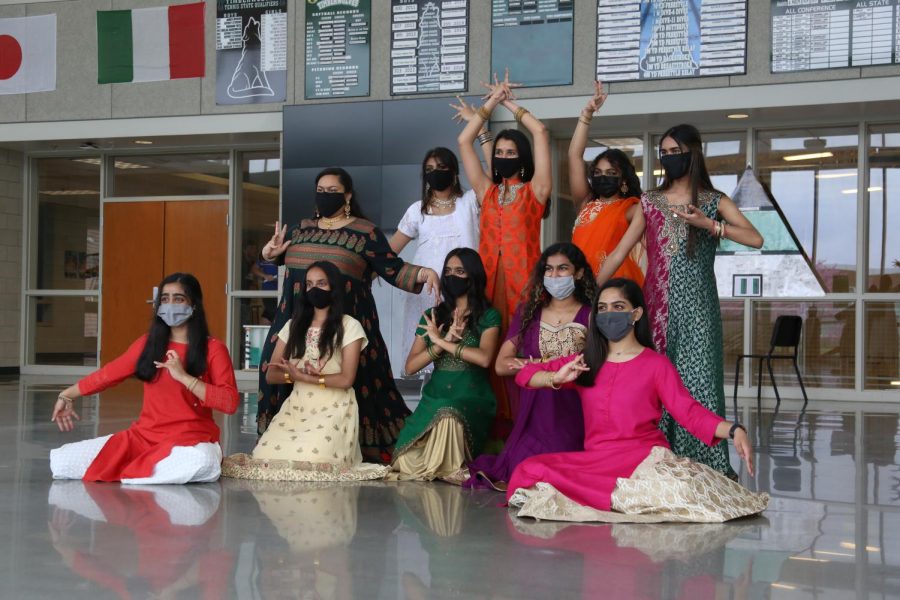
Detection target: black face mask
<box><xmin>306</xmin><ymin>287</ymin><xmax>331</xmax><ymax>309</ymax></box>
<box><xmin>425</xmin><ymin>169</ymin><xmax>454</xmax><ymax>192</ymax></box>
<box><xmin>443</xmin><ymin>275</ymin><xmax>470</xmax><ymax>298</ymax></box>
<box><xmin>590</xmin><ymin>175</ymin><xmax>621</xmax><ymax>199</ymax></box>
<box><xmin>660</xmin><ymin>152</ymin><xmax>692</xmax><ymax>181</ymax></box>
<box><xmin>316</xmin><ymin>191</ymin><xmax>346</xmax><ymax>218</ymax></box>
<box><xmin>493</xmin><ymin>157</ymin><xmax>522</xmax><ymax>180</ymax></box>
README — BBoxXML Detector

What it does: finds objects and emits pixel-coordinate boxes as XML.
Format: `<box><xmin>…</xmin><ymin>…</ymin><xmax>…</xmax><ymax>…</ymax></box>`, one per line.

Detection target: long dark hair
<box><xmin>135</xmin><ymin>273</ymin><xmax>210</xmax><ymax>382</ymax></box>
<box><xmin>515</xmin><ymin>243</ymin><xmax>598</xmax><ymax>353</ymax></box>
<box><xmin>588</xmin><ymin>148</ymin><xmax>642</xmax><ymax>199</ymax></box>
<box><xmin>576</xmin><ymin>278</ymin><xmax>654</xmax><ymax>387</ymax></box>
<box><xmin>656</xmin><ymin>124</ymin><xmax>724</xmax><ymax>257</ymax></box>
<box><xmin>314</xmin><ymin>167</ymin><xmax>367</xmax><ymax>220</ymax></box>
<box><xmin>432</xmin><ymin>248</ymin><xmax>490</xmax><ymax>337</ymax></box>
<box><xmin>420</xmin><ymin>147</ymin><xmax>464</xmax><ymax>215</ymax></box>
<box><xmin>286</xmin><ymin>261</ymin><xmax>346</xmax><ymax>363</ymax></box>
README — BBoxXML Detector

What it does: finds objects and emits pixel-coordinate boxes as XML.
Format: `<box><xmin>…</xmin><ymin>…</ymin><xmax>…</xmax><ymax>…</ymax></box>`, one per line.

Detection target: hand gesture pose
<box><xmin>671</xmin><ymin>204</ymin><xmax>712</xmax><ymax>231</ymax></box>
<box><xmin>482</xmin><ymin>68</ymin><xmax>521</xmax><ymax>106</ymax></box>
<box><xmin>262</xmin><ymin>220</ymin><xmax>291</xmax><ymax>261</ymax></box>
<box><xmin>420</xmin><ymin>310</ymin><xmax>445</xmax><ymax>345</ymax></box>
<box><xmin>506</xmin><ymin>356</ymin><xmax>539</xmax><ymax>373</ymax></box>
<box><xmin>444</xmin><ymin>308</ymin><xmax>467</xmax><ymax>342</ymax></box>
<box><xmin>583</xmin><ymin>80</ymin><xmax>609</xmax><ymax>116</ymax></box>
<box><xmin>417</xmin><ymin>268</ymin><xmax>441</xmax><ymax>301</ymax></box>
<box><xmin>277</xmin><ymin>357</ymin><xmax>305</xmax><ymax>383</ymax></box>
<box><xmin>449</xmin><ymin>95</ymin><xmax>477</xmax><ymax>124</ymax></box>
<box><xmin>551</xmin><ymin>354</ymin><xmax>590</xmax><ymax>385</ymax></box>
<box><xmin>51</xmin><ymin>395</ymin><xmax>81</xmax><ymax>432</ymax></box>
<box><xmin>154</xmin><ymin>349</ymin><xmax>188</xmax><ymax>381</ymax></box>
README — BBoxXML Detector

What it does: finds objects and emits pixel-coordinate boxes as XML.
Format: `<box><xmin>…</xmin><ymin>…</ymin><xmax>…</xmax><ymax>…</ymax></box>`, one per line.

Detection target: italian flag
<box><xmin>0</xmin><ymin>15</ymin><xmax>56</xmax><ymax>95</ymax></box>
<box><xmin>97</xmin><ymin>2</ymin><xmax>205</xmax><ymax>84</ymax></box>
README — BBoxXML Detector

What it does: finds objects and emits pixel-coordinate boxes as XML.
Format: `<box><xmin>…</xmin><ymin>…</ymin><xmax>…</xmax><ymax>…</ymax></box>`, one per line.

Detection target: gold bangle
<box><xmin>187</xmin><ymin>377</ymin><xmax>199</xmax><ymax>392</ymax></box>
<box><xmin>514</xmin><ymin>107</ymin><xmax>529</xmax><ymax>122</ymax></box>
<box><xmin>578</xmin><ymin>117</ymin><xmax>592</xmax><ymax>127</ymax></box>
<box><xmin>476</xmin><ymin>105</ymin><xmax>492</xmax><ymax>121</ymax></box>
<box><xmin>58</xmin><ymin>394</ymin><xmax>74</xmax><ymax>407</ymax></box>
<box><xmin>426</xmin><ymin>344</ymin><xmax>438</xmax><ymax>362</ymax></box>
<box><xmin>454</xmin><ymin>343</ymin><xmax>465</xmax><ymax>360</ymax></box>
<box><xmin>318</xmin><ymin>377</ymin><xmax>326</xmax><ymax>389</ymax></box>
<box><xmin>548</xmin><ymin>371</ymin><xmax>562</xmax><ymax>390</ymax></box>
<box><xmin>283</xmin><ymin>370</ymin><xmax>293</xmax><ymax>384</ymax></box>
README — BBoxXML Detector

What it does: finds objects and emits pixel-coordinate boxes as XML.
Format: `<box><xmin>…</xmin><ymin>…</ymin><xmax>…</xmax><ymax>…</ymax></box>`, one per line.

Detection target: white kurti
<box><xmin>396</xmin><ymin>190</ymin><xmax>480</xmax><ymax>372</ymax></box>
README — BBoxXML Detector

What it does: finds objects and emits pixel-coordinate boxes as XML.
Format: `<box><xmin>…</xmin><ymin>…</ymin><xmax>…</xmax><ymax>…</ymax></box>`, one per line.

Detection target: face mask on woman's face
<box><xmin>590</xmin><ymin>175</ymin><xmax>621</xmax><ymax>199</ymax></box>
<box><xmin>443</xmin><ymin>275</ymin><xmax>470</xmax><ymax>298</ymax></box>
<box><xmin>316</xmin><ymin>191</ymin><xmax>346</xmax><ymax>217</ymax></box>
<box><xmin>493</xmin><ymin>157</ymin><xmax>522</xmax><ymax>180</ymax></box>
<box><xmin>425</xmin><ymin>169</ymin><xmax>454</xmax><ymax>192</ymax></box>
<box><xmin>660</xmin><ymin>152</ymin><xmax>692</xmax><ymax>181</ymax></box>
<box><xmin>157</xmin><ymin>303</ymin><xmax>193</xmax><ymax>327</ymax></box>
<box><xmin>543</xmin><ymin>275</ymin><xmax>575</xmax><ymax>300</ymax></box>
<box><xmin>306</xmin><ymin>287</ymin><xmax>331</xmax><ymax>309</ymax></box>
<box><xmin>594</xmin><ymin>310</ymin><xmax>636</xmax><ymax>342</ymax></box>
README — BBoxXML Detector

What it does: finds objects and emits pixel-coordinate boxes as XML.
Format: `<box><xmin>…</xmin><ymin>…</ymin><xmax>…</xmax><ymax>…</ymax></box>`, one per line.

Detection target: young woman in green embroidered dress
<box><xmin>597</xmin><ymin>124</ymin><xmax>763</xmax><ymax>477</ymax></box>
<box><xmin>389</xmin><ymin>248</ymin><xmax>501</xmax><ymax>482</ymax></box>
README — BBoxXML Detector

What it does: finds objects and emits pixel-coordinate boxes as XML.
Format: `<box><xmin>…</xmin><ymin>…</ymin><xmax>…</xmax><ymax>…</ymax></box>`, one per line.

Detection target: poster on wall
<box><xmin>596</xmin><ymin>0</ymin><xmax>747</xmax><ymax>82</ymax></box>
<box><xmin>491</xmin><ymin>0</ymin><xmax>573</xmax><ymax>88</ymax></box>
<box><xmin>390</xmin><ymin>0</ymin><xmax>469</xmax><ymax>95</ymax></box>
<box><xmin>216</xmin><ymin>0</ymin><xmax>287</xmax><ymax>105</ymax></box>
<box><xmin>771</xmin><ymin>0</ymin><xmax>898</xmax><ymax>72</ymax></box>
<box><xmin>305</xmin><ymin>0</ymin><xmax>371</xmax><ymax>99</ymax></box>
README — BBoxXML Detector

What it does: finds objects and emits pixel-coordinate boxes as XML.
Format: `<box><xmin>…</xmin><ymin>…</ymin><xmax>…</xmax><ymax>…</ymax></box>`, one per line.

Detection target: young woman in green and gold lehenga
<box><xmin>389</xmin><ymin>248</ymin><xmax>500</xmax><ymax>482</ymax></box>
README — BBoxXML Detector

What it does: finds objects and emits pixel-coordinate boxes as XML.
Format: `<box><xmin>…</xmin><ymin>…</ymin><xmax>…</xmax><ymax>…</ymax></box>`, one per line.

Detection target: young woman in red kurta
<box><xmin>50</xmin><ymin>273</ymin><xmax>239</xmax><ymax>484</ymax></box>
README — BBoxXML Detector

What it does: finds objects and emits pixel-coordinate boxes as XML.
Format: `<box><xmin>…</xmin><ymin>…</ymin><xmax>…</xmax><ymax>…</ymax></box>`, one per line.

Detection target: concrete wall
<box><xmin>0</xmin><ymin>150</ymin><xmax>23</xmax><ymax>370</ymax></box>
<box><xmin>2</xmin><ymin>1</ymin><xmax>900</xmax><ymax>126</ymax></box>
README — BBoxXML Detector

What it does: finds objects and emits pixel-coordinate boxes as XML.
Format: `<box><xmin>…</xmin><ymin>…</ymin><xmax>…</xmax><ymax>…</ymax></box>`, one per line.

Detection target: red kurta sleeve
<box><xmin>654</xmin><ymin>356</ymin><xmax>723</xmax><ymax>447</ymax></box>
<box><xmin>77</xmin><ymin>336</ymin><xmax>147</xmax><ymax>396</ymax></box>
<box><xmin>514</xmin><ymin>354</ymin><xmax>578</xmax><ymax>388</ymax></box>
<box><xmin>200</xmin><ymin>339</ymin><xmax>239</xmax><ymax>415</ymax></box>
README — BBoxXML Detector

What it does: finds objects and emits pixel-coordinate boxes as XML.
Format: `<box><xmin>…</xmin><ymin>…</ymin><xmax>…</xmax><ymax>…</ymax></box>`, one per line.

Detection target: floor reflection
<box><xmin>2</xmin><ymin>379</ymin><xmax>900</xmax><ymax>598</ymax></box>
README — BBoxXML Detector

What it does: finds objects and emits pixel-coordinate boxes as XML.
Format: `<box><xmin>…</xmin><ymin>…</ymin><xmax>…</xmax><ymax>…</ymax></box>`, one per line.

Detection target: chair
<box><xmin>732</xmin><ymin>315</ymin><xmax>809</xmax><ymax>419</ymax></box>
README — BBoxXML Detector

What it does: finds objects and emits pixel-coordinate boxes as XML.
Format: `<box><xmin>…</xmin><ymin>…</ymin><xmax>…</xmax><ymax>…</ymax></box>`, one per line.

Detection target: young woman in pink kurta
<box><xmin>506</xmin><ymin>278</ymin><xmax>766</xmax><ymax>521</ymax></box>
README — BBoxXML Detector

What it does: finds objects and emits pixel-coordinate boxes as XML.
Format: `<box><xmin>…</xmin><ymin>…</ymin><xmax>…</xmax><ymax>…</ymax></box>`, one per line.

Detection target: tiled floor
<box><xmin>1</xmin><ymin>377</ymin><xmax>898</xmax><ymax>599</ymax></box>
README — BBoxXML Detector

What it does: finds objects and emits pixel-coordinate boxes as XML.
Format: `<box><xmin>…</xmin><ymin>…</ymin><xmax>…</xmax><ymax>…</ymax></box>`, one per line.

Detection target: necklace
<box><xmin>612</xmin><ymin>346</ymin><xmax>642</xmax><ymax>356</ymax></box>
<box><xmin>320</xmin><ymin>215</ymin><xmax>352</xmax><ymax>230</ymax></box>
<box><xmin>427</xmin><ymin>195</ymin><xmax>457</xmax><ymax>214</ymax></box>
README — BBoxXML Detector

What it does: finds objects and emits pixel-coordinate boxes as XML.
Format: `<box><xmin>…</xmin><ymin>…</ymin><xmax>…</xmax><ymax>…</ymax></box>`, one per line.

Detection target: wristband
<box><xmin>728</xmin><ymin>422</ymin><xmax>746</xmax><ymax>439</ymax></box>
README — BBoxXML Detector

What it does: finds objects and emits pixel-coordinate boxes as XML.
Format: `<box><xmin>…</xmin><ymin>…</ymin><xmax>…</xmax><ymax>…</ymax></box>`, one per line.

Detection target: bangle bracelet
<box><xmin>454</xmin><ymin>343</ymin><xmax>465</xmax><ymax>360</ymax></box>
<box><xmin>728</xmin><ymin>422</ymin><xmax>746</xmax><ymax>439</ymax></box>
<box><xmin>426</xmin><ymin>344</ymin><xmax>438</xmax><ymax>362</ymax></box>
<box><xmin>283</xmin><ymin>370</ymin><xmax>292</xmax><ymax>384</ymax></box>
<box><xmin>318</xmin><ymin>377</ymin><xmax>326</xmax><ymax>389</ymax></box>
<box><xmin>578</xmin><ymin>117</ymin><xmax>592</xmax><ymax>127</ymax></box>
<box><xmin>476</xmin><ymin>105</ymin><xmax>492</xmax><ymax>121</ymax></box>
<box><xmin>187</xmin><ymin>377</ymin><xmax>199</xmax><ymax>393</ymax></box>
<box><xmin>514</xmin><ymin>107</ymin><xmax>529</xmax><ymax>122</ymax></box>
<box><xmin>58</xmin><ymin>394</ymin><xmax>74</xmax><ymax>406</ymax></box>
<box><xmin>720</xmin><ymin>221</ymin><xmax>727</xmax><ymax>239</ymax></box>
<box><xmin>548</xmin><ymin>372</ymin><xmax>562</xmax><ymax>390</ymax></box>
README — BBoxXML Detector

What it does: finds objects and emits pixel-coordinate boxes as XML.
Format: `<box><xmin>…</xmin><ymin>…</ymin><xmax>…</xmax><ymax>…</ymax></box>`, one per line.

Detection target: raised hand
<box><xmin>421</xmin><ymin>311</ymin><xmax>444</xmax><ymax>345</ymax></box>
<box><xmin>51</xmin><ymin>395</ymin><xmax>80</xmax><ymax>432</ymax></box>
<box><xmin>418</xmin><ymin>268</ymin><xmax>440</xmax><ymax>301</ymax></box>
<box><xmin>584</xmin><ymin>80</ymin><xmax>609</xmax><ymax>115</ymax></box>
<box><xmin>444</xmin><ymin>308</ymin><xmax>466</xmax><ymax>342</ymax></box>
<box><xmin>262</xmin><ymin>220</ymin><xmax>291</xmax><ymax>261</ymax></box>
<box><xmin>449</xmin><ymin>95</ymin><xmax>477</xmax><ymax>124</ymax></box>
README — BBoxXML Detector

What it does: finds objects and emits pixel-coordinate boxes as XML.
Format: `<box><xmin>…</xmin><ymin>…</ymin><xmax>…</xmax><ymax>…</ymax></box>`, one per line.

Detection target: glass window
<box><xmin>864</xmin><ymin>302</ymin><xmax>899</xmax><ymax>390</ymax></box>
<box><xmin>757</xmin><ymin>128</ymin><xmax>859</xmax><ymax>293</ymax></box>
<box><xmin>721</xmin><ymin>300</ymin><xmax>743</xmax><ymax>385</ymax></box>
<box><xmin>28</xmin><ymin>296</ymin><xmax>98</xmax><ymax>366</ymax></box>
<box><xmin>868</xmin><ymin>125</ymin><xmax>900</xmax><ymax>291</ymax></box>
<box><xmin>554</xmin><ymin>136</ymin><xmax>644</xmax><ymax>244</ymax></box>
<box><xmin>35</xmin><ymin>158</ymin><xmax>101</xmax><ymax>291</ymax></box>
<box><xmin>110</xmin><ymin>153</ymin><xmax>229</xmax><ymax>197</ymax></box>
<box><xmin>752</xmin><ymin>301</ymin><xmax>855</xmax><ymax>389</ymax></box>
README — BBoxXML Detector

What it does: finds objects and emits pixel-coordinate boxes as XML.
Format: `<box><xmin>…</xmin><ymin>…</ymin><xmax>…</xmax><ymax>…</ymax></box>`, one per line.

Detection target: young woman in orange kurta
<box><xmin>456</xmin><ymin>71</ymin><xmax>552</xmax><ymax>425</ymax></box>
<box><xmin>568</xmin><ymin>82</ymin><xmax>644</xmax><ymax>284</ymax></box>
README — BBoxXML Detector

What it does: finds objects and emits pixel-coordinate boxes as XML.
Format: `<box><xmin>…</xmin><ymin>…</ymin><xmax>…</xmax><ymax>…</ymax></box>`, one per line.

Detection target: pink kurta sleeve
<box><xmin>514</xmin><ymin>354</ymin><xmax>578</xmax><ymax>388</ymax></box>
<box><xmin>200</xmin><ymin>340</ymin><xmax>239</xmax><ymax>415</ymax></box>
<box><xmin>77</xmin><ymin>336</ymin><xmax>146</xmax><ymax>396</ymax></box>
<box><xmin>654</xmin><ymin>357</ymin><xmax>723</xmax><ymax>446</ymax></box>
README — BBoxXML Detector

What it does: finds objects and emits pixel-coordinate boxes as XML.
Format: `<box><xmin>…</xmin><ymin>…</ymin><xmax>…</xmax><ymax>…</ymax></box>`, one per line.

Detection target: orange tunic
<box><xmin>571</xmin><ymin>196</ymin><xmax>644</xmax><ymax>285</ymax></box>
<box><xmin>479</xmin><ymin>181</ymin><xmax>544</xmax><ymax>326</ymax></box>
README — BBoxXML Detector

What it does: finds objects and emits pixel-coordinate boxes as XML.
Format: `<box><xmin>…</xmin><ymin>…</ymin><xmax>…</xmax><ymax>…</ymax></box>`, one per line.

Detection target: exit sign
<box><xmin>733</xmin><ymin>274</ymin><xmax>762</xmax><ymax>297</ymax></box>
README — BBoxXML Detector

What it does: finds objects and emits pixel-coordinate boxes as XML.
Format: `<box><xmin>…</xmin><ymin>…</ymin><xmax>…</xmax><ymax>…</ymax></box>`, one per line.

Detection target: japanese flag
<box><xmin>0</xmin><ymin>14</ymin><xmax>56</xmax><ymax>95</ymax></box>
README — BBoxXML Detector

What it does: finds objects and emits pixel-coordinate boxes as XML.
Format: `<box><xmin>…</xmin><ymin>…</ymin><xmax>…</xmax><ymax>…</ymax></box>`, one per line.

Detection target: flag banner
<box><xmin>0</xmin><ymin>14</ymin><xmax>56</xmax><ymax>95</ymax></box>
<box><xmin>215</xmin><ymin>0</ymin><xmax>287</xmax><ymax>105</ymax></box>
<box><xmin>97</xmin><ymin>2</ymin><xmax>205</xmax><ymax>84</ymax></box>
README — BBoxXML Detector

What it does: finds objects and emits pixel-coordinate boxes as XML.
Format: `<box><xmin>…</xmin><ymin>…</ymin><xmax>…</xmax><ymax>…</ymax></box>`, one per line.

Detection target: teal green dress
<box><xmin>393</xmin><ymin>308</ymin><xmax>500</xmax><ymax>459</ymax></box>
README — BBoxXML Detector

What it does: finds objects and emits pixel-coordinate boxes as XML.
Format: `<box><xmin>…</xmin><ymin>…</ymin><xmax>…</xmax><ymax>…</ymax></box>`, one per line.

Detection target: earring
<box><xmin>520</xmin><ymin>167</ymin><xmax>525</xmax><ymax>178</ymax></box>
<box><xmin>344</xmin><ymin>202</ymin><xmax>351</xmax><ymax>218</ymax></box>
<box><xmin>315</xmin><ymin>207</ymin><xmax>320</xmax><ymax>218</ymax></box>
<box><xmin>425</xmin><ymin>182</ymin><xmax>431</xmax><ymax>196</ymax></box>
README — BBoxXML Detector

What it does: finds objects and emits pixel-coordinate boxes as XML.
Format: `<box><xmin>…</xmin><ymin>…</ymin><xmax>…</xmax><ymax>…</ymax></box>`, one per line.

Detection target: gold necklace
<box><xmin>320</xmin><ymin>215</ymin><xmax>351</xmax><ymax>229</ymax></box>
